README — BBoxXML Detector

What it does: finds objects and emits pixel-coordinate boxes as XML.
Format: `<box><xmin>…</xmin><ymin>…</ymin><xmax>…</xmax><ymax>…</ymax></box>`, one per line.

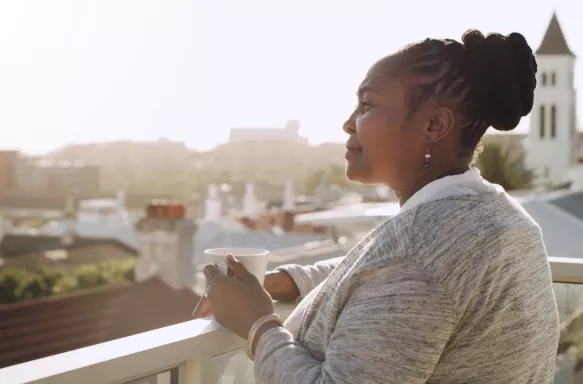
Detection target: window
<box><xmin>540</xmin><ymin>105</ymin><xmax>546</xmax><ymax>138</ymax></box>
<box><xmin>551</xmin><ymin>105</ymin><xmax>557</xmax><ymax>138</ymax></box>
<box><xmin>551</xmin><ymin>72</ymin><xmax>556</xmax><ymax>86</ymax></box>
<box><xmin>542</xmin><ymin>72</ymin><xmax>547</xmax><ymax>86</ymax></box>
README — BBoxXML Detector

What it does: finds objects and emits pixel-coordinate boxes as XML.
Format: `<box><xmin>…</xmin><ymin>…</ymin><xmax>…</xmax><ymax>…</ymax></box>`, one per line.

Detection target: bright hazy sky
<box><xmin>1</xmin><ymin>0</ymin><xmax>582</xmax><ymax>154</ymax></box>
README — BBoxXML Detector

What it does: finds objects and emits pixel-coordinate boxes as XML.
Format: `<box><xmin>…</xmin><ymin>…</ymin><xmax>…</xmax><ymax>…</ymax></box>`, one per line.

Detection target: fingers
<box><xmin>225</xmin><ymin>254</ymin><xmax>256</xmax><ymax>283</ymax></box>
<box><xmin>203</xmin><ymin>263</ymin><xmax>231</xmax><ymax>293</ymax></box>
<box><xmin>192</xmin><ymin>294</ymin><xmax>211</xmax><ymax>318</ymax></box>
<box><xmin>203</xmin><ymin>263</ymin><xmax>226</xmax><ymax>282</ymax></box>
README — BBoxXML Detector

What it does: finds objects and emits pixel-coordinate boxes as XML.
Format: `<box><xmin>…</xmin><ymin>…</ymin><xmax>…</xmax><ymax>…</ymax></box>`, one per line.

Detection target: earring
<box><xmin>424</xmin><ymin>144</ymin><xmax>431</xmax><ymax>168</ymax></box>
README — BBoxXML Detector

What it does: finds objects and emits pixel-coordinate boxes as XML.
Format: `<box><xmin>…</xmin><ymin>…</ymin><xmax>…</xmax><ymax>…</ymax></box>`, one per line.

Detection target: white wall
<box><xmin>527</xmin><ymin>55</ymin><xmax>577</xmax><ymax>184</ymax></box>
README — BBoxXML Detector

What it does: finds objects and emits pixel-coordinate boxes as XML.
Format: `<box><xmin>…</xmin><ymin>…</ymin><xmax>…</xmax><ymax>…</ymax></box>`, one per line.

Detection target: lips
<box><xmin>345</xmin><ymin>147</ymin><xmax>362</xmax><ymax>160</ymax></box>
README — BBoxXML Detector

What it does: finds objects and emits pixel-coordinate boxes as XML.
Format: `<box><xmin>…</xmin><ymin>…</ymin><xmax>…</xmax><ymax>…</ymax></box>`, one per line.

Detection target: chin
<box><xmin>345</xmin><ymin>162</ymin><xmax>372</xmax><ymax>184</ymax></box>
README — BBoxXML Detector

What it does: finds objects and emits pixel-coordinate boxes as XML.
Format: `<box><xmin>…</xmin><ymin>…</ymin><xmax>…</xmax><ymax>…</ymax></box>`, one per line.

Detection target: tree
<box><xmin>74</xmin><ymin>264</ymin><xmax>111</xmax><ymax>289</ymax></box>
<box><xmin>51</xmin><ymin>275</ymin><xmax>78</xmax><ymax>295</ymax></box>
<box><xmin>476</xmin><ymin>141</ymin><xmax>533</xmax><ymax>191</ymax></box>
<box><xmin>0</xmin><ymin>269</ymin><xmax>24</xmax><ymax>304</ymax></box>
<box><xmin>305</xmin><ymin>164</ymin><xmax>354</xmax><ymax>193</ymax></box>
<box><xmin>0</xmin><ymin>259</ymin><xmax>137</xmax><ymax>305</ymax></box>
<box><xmin>16</xmin><ymin>273</ymin><xmax>51</xmax><ymax>301</ymax></box>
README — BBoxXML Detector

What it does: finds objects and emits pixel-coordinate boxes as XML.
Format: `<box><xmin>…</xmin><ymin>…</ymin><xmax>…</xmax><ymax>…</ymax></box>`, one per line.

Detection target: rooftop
<box><xmin>0</xmin><ymin>235</ymin><xmax>137</xmax><ymax>273</ymax></box>
<box><xmin>0</xmin><ymin>277</ymin><xmax>199</xmax><ymax>369</ymax></box>
<box><xmin>0</xmin><ymin>191</ymin><xmax>177</xmax><ymax>211</ymax></box>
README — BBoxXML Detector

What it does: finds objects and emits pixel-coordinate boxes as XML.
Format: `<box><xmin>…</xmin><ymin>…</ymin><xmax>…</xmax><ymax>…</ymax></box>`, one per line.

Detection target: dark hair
<box><xmin>395</xmin><ymin>30</ymin><xmax>537</xmax><ymax>157</ymax></box>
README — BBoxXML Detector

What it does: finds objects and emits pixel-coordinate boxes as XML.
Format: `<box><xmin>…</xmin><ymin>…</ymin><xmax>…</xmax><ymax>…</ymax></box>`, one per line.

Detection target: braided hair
<box><xmin>394</xmin><ymin>30</ymin><xmax>537</xmax><ymax>158</ymax></box>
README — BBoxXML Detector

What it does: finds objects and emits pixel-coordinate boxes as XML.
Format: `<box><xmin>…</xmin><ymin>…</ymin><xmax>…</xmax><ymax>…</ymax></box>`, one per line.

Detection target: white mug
<box><xmin>204</xmin><ymin>248</ymin><xmax>270</xmax><ymax>285</ymax></box>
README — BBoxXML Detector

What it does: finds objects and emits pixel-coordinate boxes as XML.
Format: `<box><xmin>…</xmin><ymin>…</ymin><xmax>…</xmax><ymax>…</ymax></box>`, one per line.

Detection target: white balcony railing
<box><xmin>1</xmin><ymin>257</ymin><xmax>583</xmax><ymax>384</ymax></box>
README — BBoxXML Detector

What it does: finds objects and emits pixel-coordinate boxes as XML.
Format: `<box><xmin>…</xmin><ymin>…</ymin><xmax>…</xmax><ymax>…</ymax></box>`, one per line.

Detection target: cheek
<box><xmin>356</xmin><ymin>112</ymin><xmax>402</xmax><ymax>162</ymax></box>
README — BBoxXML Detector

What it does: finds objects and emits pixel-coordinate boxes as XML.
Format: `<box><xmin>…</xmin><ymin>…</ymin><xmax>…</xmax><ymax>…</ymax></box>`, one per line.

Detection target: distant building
<box><xmin>191</xmin><ymin>182</ymin><xmax>328</xmax><ymax>265</ymax></box>
<box><xmin>0</xmin><ymin>151</ymin><xmax>19</xmax><ymax>191</ymax></box>
<box><xmin>228</xmin><ymin>120</ymin><xmax>308</xmax><ymax>144</ymax></box>
<box><xmin>16</xmin><ymin>157</ymin><xmax>100</xmax><ymax>194</ymax></box>
<box><xmin>0</xmin><ymin>150</ymin><xmax>101</xmax><ymax>194</ymax></box>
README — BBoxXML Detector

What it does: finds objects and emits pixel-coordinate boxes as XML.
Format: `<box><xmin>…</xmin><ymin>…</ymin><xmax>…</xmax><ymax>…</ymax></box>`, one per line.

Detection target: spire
<box><xmin>314</xmin><ymin>174</ymin><xmax>329</xmax><ymax>210</ymax></box>
<box><xmin>282</xmin><ymin>180</ymin><xmax>296</xmax><ymax>211</ymax></box>
<box><xmin>242</xmin><ymin>182</ymin><xmax>259</xmax><ymax>219</ymax></box>
<box><xmin>204</xmin><ymin>184</ymin><xmax>222</xmax><ymax>221</ymax></box>
<box><xmin>536</xmin><ymin>12</ymin><xmax>575</xmax><ymax>56</ymax></box>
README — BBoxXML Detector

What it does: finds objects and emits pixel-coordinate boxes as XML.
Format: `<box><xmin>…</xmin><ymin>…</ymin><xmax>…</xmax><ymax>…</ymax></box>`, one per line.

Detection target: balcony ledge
<box><xmin>0</xmin><ymin>302</ymin><xmax>296</xmax><ymax>384</ymax></box>
<box><xmin>549</xmin><ymin>256</ymin><xmax>583</xmax><ymax>284</ymax></box>
<box><xmin>1</xmin><ymin>256</ymin><xmax>582</xmax><ymax>384</ymax></box>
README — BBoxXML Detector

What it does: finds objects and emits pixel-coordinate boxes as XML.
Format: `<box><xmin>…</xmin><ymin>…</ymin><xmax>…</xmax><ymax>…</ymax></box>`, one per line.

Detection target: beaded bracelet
<box><xmin>245</xmin><ymin>314</ymin><xmax>283</xmax><ymax>361</ymax></box>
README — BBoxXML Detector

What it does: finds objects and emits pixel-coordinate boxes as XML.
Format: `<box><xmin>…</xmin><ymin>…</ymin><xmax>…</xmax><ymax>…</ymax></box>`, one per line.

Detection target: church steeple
<box><xmin>526</xmin><ymin>11</ymin><xmax>577</xmax><ymax>186</ymax></box>
<box><xmin>536</xmin><ymin>12</ymin><xmax>575</xmax><ymax>56</ymax></box>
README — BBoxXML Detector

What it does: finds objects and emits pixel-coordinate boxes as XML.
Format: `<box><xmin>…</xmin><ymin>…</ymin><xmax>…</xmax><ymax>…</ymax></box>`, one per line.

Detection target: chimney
<box><xmin>242</xmin><ymin>182</ymin><xmax>259</xmax><ymax>220</ymax></box>
<box><xmin>281</xmin><ymin>180</ymin><xmax>295</xmax><ymax>232</ymax></box>
<box><xmin>282</xmin><ymin>180</ymin><xmax>295</xmax><ymax>211</ymax></box>
<box><xmin>61</xmin><ymin>195</ymin><xmax>76</xmax><ymax>246</ymax></box>
<box><xmin>314</xmin><ymin>174</ymin><xmax>329</xmax><ymax>210</ymax></box>
<box><xmin>135</xmin><ymin>200</ymin><xmax>196</xmax><ymax>290</ymax></box>
<box><xmin>204</xmin><ymin>184</ymin><xmax>222</xmax><ymax>221</ymax></box>
<box><xmin>116</xmin><ymin>189</ymin><xmax>126</xmax><ymax>207</ymax></box>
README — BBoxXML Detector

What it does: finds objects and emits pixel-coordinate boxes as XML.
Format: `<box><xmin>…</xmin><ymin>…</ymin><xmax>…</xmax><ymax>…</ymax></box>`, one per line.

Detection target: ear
<box><xmin>425</xmin><ymin>106</ymin><xmax>454</xmax><ymax>143</ymax></box>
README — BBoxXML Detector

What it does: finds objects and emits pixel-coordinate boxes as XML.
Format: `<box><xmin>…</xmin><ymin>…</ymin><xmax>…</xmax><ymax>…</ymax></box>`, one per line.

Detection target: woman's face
<box><xmin>343</xmin><ymin>57</ymin><xmax>429</xmax><ymax>189</ymax></box>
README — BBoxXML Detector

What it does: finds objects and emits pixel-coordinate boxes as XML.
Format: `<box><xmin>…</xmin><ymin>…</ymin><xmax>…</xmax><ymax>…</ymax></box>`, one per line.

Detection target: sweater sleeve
<box><xmin>254</xmin><ymin>257</ymin><xmax>457</xmax><ymax>384</ymax></box>
<box><xmin>274</xmin><ymin>257</ymin><xmax>344</xmax><ymax>299</ymax></box>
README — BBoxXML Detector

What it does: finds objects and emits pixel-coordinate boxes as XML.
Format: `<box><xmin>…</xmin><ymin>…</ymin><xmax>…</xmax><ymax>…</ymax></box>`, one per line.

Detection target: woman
<box><xmin>196</xmin><ymin>30</ymin><xmax>560</xmax><ymax>383</ymax></box>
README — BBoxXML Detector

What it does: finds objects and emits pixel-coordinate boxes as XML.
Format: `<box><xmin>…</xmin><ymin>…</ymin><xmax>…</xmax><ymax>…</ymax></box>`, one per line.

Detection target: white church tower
<box><xmin>527</xmin><ymin>12</ymin><xmax>577</xmax><ymax>185</ymax></box>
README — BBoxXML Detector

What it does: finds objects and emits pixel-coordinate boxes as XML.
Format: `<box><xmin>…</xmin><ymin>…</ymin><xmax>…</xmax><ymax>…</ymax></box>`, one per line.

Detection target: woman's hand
<box><xmin>192</xmin><ymin>268</ymin><xmax>300</xmax><ymax>319</ymax></box>
<box><xmin>200</xmin><ymin>255</ymin><xmax>275</xmax><ymax>339</ymax></box>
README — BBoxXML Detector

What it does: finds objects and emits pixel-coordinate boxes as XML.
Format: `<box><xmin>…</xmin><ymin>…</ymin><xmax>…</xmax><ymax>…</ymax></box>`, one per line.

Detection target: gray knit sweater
<box><xmin>255</xmin><ymin>192</ymin><xmax>559</xmax><ymax>383</ymax></box>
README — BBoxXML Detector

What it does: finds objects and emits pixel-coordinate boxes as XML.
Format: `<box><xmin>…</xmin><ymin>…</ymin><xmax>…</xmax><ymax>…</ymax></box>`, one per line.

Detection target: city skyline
<box><xmin>1</xmin><ymin>0</ymin><xmax>582</xmax><ymax>155</ymax></box>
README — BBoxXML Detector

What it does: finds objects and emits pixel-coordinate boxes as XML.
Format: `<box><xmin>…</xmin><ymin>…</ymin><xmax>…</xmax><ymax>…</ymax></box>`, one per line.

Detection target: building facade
<box><xmin>228</xmin><ymin>120</ymin><xmax>308</xmax><ymax>144</ymax></box>
<box><xmin>0</xmin><ymin>151</ymin><xmax>100</xmax><ymax>194</ymax></box>
<box><xmin>527</xmin><ymin>13</ymin><xmax>579</xmax><ymax>184</ymax></box>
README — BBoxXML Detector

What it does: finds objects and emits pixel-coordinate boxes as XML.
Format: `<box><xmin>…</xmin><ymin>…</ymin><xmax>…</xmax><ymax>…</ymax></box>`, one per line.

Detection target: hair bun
<box><xmin>461</xmin><ymin>29</ymin><xmax>538</xmax><ymax>131</ymax></box>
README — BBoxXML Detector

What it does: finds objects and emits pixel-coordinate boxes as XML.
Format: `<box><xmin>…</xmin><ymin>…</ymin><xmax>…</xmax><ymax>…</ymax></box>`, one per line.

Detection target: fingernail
<box><xmin>226</xmin><ymin>254</ymin><xmax>236</xmax><ymax>262</ymax></box>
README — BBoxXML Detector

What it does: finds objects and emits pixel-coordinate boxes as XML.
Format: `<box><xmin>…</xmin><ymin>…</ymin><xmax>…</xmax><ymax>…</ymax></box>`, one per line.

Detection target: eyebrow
<box><xmin>357</xmin><ymin>86</ymin><xmax>380</xmax><ymax>98</ymax></box>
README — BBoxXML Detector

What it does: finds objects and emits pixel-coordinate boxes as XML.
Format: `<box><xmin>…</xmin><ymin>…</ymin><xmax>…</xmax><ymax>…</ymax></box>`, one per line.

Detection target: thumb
<box><xmin>226</xmin><ymin>254</ymin><xmax>256</xmax><ymax>283</ymax></box>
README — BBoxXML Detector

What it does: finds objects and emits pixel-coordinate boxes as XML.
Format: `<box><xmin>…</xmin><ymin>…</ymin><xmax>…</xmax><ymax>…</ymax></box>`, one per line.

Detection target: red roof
<box><xmin>0</xmin><ymin>278</ymin><xmax>200</xmax><ymax>368</ymax></box>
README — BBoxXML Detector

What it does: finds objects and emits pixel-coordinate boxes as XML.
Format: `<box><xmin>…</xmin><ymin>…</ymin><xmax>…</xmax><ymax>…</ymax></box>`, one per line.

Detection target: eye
<box><xmin>359</xmin><ymin>100</ymin><xmax>373</xmax><ymax>112</ymax></box>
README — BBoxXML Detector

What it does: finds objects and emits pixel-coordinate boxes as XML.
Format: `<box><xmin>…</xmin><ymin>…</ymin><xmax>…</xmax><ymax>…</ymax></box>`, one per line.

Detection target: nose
<box><xmin>343</xmin><ymin>110</ymin><xmax>357</xmax><ymax>134</ymax></box>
